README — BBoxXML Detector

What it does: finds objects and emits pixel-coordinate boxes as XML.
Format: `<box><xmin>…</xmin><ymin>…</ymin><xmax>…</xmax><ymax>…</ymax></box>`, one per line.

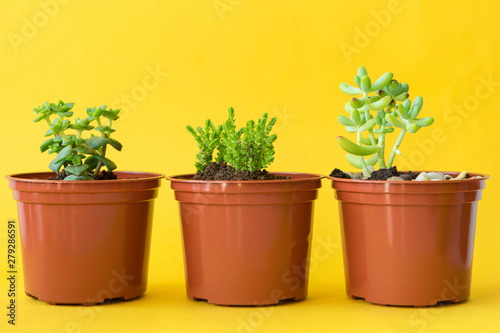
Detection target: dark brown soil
<box><xmin>369</xmin><ymin>167</ymin><xmax>419</xmax><ymax>180</ymax></box>
<box><xmin>193</xmin><ymin>162</ymin><xmax>290</xmax><ymax>181</ymax></box>
<box><xmin>330</xmin><ymin>166</ymin><xmax>419</xmax><ymax>181</ymax></box>
<box><xmin>48</xmin><ymin>169</ymin><xmax>117</xmax><ymax>180</ymax></box>
<box><xmin>329</xmin><ymin>168</ymin><xmax>351</xmax><ymax>179</ymax></box>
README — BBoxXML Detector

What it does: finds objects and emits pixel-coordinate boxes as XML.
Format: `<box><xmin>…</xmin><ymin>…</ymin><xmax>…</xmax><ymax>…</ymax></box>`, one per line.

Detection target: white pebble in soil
<box><xmin>415</xmin><ymin>172</ymin><xmax>430</xmax><ymax>181</ymax></box>
<box><xmin>428</xmin><ymin>172</ymin><xmax>445</xmax><ymax>181</ymax></box>
<box><xmin>352</xmin><ymin>173</ymin><xmax>363</xmax><ymax>180</ymax></box>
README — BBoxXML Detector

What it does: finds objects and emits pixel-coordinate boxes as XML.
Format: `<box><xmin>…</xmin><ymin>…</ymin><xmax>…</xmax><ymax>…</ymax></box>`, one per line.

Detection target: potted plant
<box><xmin>329</xmin><ymin>67</ymin><xmax>489</xmax><ymax>307</ymax></box>
<box><xmin>6</xmin><ymin>101</ymin><xmax>164</xmax><ymax>305</ymax></box>
<box><xmin>168</xmin><ymin>107</ymin><xmax>322</xmax><ymax>306</ymax></box>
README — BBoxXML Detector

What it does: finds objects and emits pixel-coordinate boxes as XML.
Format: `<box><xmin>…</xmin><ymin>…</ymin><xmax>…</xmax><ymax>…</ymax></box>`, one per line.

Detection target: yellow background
<box><xmin>1</xmin><ymin>1</ymin><xmax>499</xmax><ymax>332</ymax></box>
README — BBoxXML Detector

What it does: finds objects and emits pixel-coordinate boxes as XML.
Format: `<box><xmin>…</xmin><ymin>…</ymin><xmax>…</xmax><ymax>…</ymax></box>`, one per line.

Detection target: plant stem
<box><xmin>59</xmin><ymin>131</ymin><xmax>68</xmax><ymax>140</ymax></box>
<box><xmin>357</xmin><ymin>129</ymin><xmax>370</xmax><ymax>176</ymax></box>
<box><xmin>362</xmin><ymin>93</ymin><xmax>375</xmax><ymax>175</ymax></box>
<box><xmin>387</xmin><ymin>129</ymin><xmax>406</xmax><ymax>168</ymax></box>
<box><xmin>93</xmin><ymin>144</ymin><xmax>107</xmax><ymax>178</ymax></box>
<box><xmin>378</xmin><ymin>129</ymin><xmax>386</xmax><ymax>168</ymax></box>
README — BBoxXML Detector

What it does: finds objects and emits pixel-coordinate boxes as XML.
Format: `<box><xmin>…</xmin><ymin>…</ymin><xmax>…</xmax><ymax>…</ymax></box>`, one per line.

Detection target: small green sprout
<box><xmin>187</xmin><ymin>107</ymin><xmax>277</xmax><ymax>173</ymax></box>
<box><xmin>337</xmin><ymin>67</ymin><xmax>434</xmax><ymax>175</ymax></box>
<box><xmin>34</xmin><ymin>100</ymin><xmax>122</xmax><ymax>180</ymax></box>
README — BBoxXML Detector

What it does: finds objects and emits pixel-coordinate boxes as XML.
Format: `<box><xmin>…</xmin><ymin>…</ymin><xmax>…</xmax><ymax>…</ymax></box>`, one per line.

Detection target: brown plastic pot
<box><xmin>6</xmin><ymin>171</ymin><xmax>164</xmax><ymax>305</ymax></box>
<box><xmin>168</xmin><ymin>173</ymin><xmax>323</xmax><ymax>306</ymax></box>
<box><xmin>330</xmin><ymin>171</ymin><xmax>489</xmax><ymax>307</ymax></box>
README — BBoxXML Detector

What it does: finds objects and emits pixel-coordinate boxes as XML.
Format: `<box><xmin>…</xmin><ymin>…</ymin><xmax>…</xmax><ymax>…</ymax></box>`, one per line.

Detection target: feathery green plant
<box><xmin>187</xmin><ymin>107</ymin><xmax>277</xmax><ymax>173</ymax></box>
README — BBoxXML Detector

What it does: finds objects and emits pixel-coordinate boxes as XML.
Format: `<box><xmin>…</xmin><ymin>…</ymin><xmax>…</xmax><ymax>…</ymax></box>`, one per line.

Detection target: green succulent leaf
<box><xmin>360</xmin><ymin>75</ymin><xmax>371</xmax><ymax>93</ymax></box>
<box><xmin>40</xmin><ymin>138</ymin><xmax>54</xmax><ymax>152</ymax></box>
<box><xmin>414</xmin><ymin>117</ymin><xmax>434</xmax><ymax>127</ymax></box>
<box><xmin>358</xmin><ymin>119</ymin><xmax>376</xmax><ymax>132</ymax></box>
<box><xmin>396</xmin><ymin>104</ymin><xmax>410</xmax><ymax>120</ymax></box>
<box><xmin>344</xmin><ymin>126</ymin><xmax>357</xmax><ymax>133</ymax></box>
<box><xmin>85</xmin><ymin>156</ymin><xmax>99</xmax><ymax>170</ymax></box>
<box><xmin>337</xmin><ymin>136</ymin><xmax>381</xmax><ymax>156</ymax></box>
<box><xmin>374</xmin><ymin>127</ymin><xmax>395</xmax><ymax>134</ymax></box>
<box><xmin>339</xmin><ymin>82</ymin><xmax>362</xmax><ymax>95</ymax></box>
<box><xmin>54</xmin><ymin>145</ymin><xmax>74</xmax><ymax>163</ymax></box>
<box><xmin>65</xmin><ymin>164</ymin><xmax>89</xmax><ymax>176</ymax></box>
<box><xmin>49</xmin><ymin>158</ymin><xmax>65</xmax><ymax>174</ymax></box>
<box><xmin>385</xmin><ymin>114</ymin><xmax>405</xmax><ymax>129</ymax></box>
<box><xmin>367</xmin><ymin>95</ymin><xmax>392</xmax><ymax>110</ymax></box>
<box><xmin>406</xmin><ymin>122</ymin><xmax>419</xmax><ymax>133</ymax></box>
<box><xmin>357</xmin><ymin>66</ymin><xmax>368</xmax><ymax>78</ymax></box>
<box><xmin>75</xmin><ymin>144</ymin><xmax>98</xmax><ymax>155</ymax></box>
<box><xmin>86</xmin><ymin>136</ymin><xmax>110</xmax><ymax>149</ymax></box>
<box><xmin>64</xmin><ymin>175</ymin><xmax>94</xmax><ymax>181</ymax></box>
<box><xmin>394</xmin><ymin>92</ymin><xmax>409</xmax><ymax>102</ymax></box>
<box><xmin>338</xmin><ymin>115</ymin><xmax>356</xmax><ymax>127</ymax></box>
<box><xmin>360</xmin><ymin>137</ymin><xmax>377</xmax><ymax>145</ymax></box>
<box><xmin>346</xmin><ymin>153</ymin><xmax>378</xmax><ymax>169</ymax></box>
<box><xmin>370</xmin><ymin>72</ymin><xmax>393</xmax><ymax>91</ymax></box>
<box><xmin>349</xmin><ymin>97</ymin><xmax>366</xmax><ymax>109</ymax></box>
<box><xmin>94</xmin><ymin>155</ymin><xmax>117</xmax><ymax>171</ymax></box>
<box><xmin>350</xmin><ymin>109</ymin><xmax>361</xmax><ymax>126</ymax></box>
<box><xmin>109</xmin><ymin>138</ymin><xmax>123</xmax><ymax>151</ymax></box>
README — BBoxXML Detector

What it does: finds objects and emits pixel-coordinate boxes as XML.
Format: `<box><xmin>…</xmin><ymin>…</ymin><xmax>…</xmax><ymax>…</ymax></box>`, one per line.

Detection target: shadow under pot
<box><xmin>168</xmin><ymin>173</ymin><xmax>323</xmax><ymax>306</ymax></box>
<box><xmin>329</xmin><ymin>171</ymin><xmax>488</xmax><ymax>307</ymax></box>
<box><xmin>6</xmin><ymin>171</ymin><xmax>164</xmax><ymax>305</ymax></box>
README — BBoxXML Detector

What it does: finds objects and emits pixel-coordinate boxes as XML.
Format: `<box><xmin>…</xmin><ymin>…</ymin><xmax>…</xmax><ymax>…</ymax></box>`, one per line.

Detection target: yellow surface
<box><xmin>1</xmin><ymin>1</ymin><xmax>499</xmax><ymax>332</ymax></box>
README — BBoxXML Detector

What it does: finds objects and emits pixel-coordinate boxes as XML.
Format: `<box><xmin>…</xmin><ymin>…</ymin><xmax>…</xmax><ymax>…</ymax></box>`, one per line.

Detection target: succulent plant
<box><xmin>34</xmin><ymin>100</ymin><xmax>122</xmax><ymax>180</ymax></box>
<box><xmin>337</xmin><ymin>66</ymin><xmax>434</xmax><ymax>175</ymax></box>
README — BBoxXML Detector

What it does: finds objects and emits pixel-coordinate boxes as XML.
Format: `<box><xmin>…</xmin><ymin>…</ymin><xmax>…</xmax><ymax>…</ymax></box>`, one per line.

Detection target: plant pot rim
<box><xmin>5</xmin><ymin>171</ymin><xmax>165</xmax><ymax>184</ymax></box>
<box><xmin>167</xmin><ymin>172</ymin><xmax>324</xmax><ymax>183</ymax></box>
<box><xmin>328</xmin><ymin>171</ymin><xmax>489</xmax><ymax>184</ymax></box>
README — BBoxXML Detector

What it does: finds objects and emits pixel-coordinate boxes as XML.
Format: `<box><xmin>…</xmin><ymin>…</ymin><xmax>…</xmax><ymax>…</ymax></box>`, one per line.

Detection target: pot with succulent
<box><xmin>168</xmin><ymin>107</ymin><xmax>322</xmax><ymax>306</ymax></box>
<box><xmin>6</xmin><ymin>101</ymin><xmax>164</xmax><ymax>305</ymax></box>
<box><xmin>329</xmin><ymin>67</ymin><xmax>488</xmax><ymax>307</ymax></box>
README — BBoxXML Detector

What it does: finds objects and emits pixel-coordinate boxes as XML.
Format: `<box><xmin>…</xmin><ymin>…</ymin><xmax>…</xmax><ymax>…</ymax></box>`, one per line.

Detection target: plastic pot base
<box><xmin>169</xmin><ymin>172</ymin><xmax>323</xmax><ymax>306</ymax></box>
<box><xmin>7</xmin><ymin>171</ymin><xmax>164</xmax><ymax>306</ymax></box>
<box><xmin>189</xmin><ymin>295</ymin><xmax>303</xmax><ymax>307</ymax></box>
<box><xmin>330</xmin><ymin>171</ymin><xmax>488</xmax><ymax>307</ymax></box>
<box><xmin>349</xmin><ymin>294</ymin><xmax>466</xmax><ymax>308</ymax></box>
<box><xmin>25</xmin><ymin>291</ymin><xmax>143</xmax><ymax>306</ymax></box>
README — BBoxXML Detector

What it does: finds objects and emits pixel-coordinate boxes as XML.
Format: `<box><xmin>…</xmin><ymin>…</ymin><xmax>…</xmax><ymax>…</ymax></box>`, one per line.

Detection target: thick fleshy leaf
<box><xmin>40</xmin><ymin>138</ymin><xmax>54</xmax><ymax>152</ymax></box>
<box><xmin>75</xmin><ymin>144</ymin><xmax>98</xmax><ymax>155</ymax></box>
<box><xmin>346</xmin><ymin>153</ymin><xmax>378</xmax><ymax>169</ymax></box>
<box><xmin>49</xmin><ymin>158</ymin><xmax>65</xmax><ymax>174</ymax></box>
<box><xmin>95</xmin><ymin>155</ymin><xmax>117</xmax><ymax>171</ymax></box>
<box><xmin>86</xmin><ymin>136</ymin><xmax>110</xmax><ymax>149</ymax></box>
<box><xmin>109</xmin><ymin>138</ymin><xmax>123</xmax><ymax>151</ymax></box>
<box><xmin>65</xmin><ymin>164</ymin><xmax>89</xmax><ymax>176</ymax></box>
<box><xmin>338</xmin><ymin>115</ymin><xmax>355</xmax><ymax>127</ymax></box>
<box><xmin>85</xmin><ymin>156</ymin><xmax>99</xmax><ymax>171</ymax></box>
<box><xmin>64</xmin><ymin>174</ymin><xmax>94</xmax><ymax>181</ymax></box>
<box><xmin>360</xmin><ymin>137</ymin><xmax>377</xmax><ymax>145</ymax></box>
<box><xmin>337</xmin><ymin>136</ymin><xmax>381</xmax><ymax>156</ymax></box>
<box><xmin>54</xmin><ymin>145</ymin><xmax>74</xmax><ymax>163</ymax></box>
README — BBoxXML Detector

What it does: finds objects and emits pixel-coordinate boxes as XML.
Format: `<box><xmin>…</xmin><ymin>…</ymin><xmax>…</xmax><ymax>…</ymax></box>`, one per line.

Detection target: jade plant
<box><xmin>337</xmin><ymin>66</ymin><xmax>434</xmax><ymax>176</ymax></box>
<box><xmin>187</xmin><ymin>107</ymin><xmax>277</xmax><ymax>173</ymax></box>
<box><xmin>33</xmin><ymin>100</ymin><xmax>122</xmax><ymax>180</ymax></box>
